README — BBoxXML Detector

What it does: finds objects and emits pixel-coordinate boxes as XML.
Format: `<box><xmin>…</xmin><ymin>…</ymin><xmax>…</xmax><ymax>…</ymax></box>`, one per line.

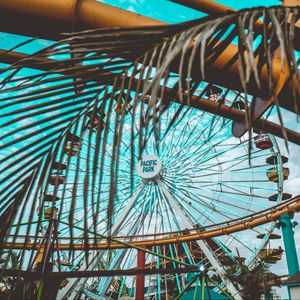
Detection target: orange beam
<box><xmin>4</xmin><ymin>195</ymin><xmax>300</xmax><ymax>250</ymax></box>
<box><xmin>0</xmin><ymin>0</ymin><xmax>166</xmax><ymax>39</ymax></box>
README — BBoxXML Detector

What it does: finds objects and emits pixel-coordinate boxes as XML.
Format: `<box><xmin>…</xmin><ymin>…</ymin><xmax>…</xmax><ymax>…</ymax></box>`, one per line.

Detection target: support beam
<box><xmin>136</xmin><ymin>248</ymin><xmax>146</xmax><ymax>300</ymax></box>
<box><xmin>95</xmin><ymin>194</ymin><xmax>154</xmax><ymax>298</ymax></box>
<box><xmin>232</xmin><ymin>96</ymin><xmax>275</xmax><ymax>138</ymax></box>
<box><xmin>0</xmin><ymin>0</ymin><xmax>166</xmax><ymax>40</ymax></box>
<box><xmin>0</xmin><ymin>266</ymin><xmax>200</xmax><ymax>279</ymax></box>
<box><xmin>277</xmin><ymin>213</ymin><xmax>299</xmax><ymax>276</ymax></box>
<box><xmin>277</xmin><ymin>212</ymin><xmax>300</xmax><ymax>300</ymax></box>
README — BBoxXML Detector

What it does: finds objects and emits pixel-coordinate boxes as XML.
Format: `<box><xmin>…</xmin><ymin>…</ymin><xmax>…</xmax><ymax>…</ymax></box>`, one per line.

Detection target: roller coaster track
<box><xmin>4</xmin><ymin>195</ymin><xmax>300</xmax><ymax>251</ymax></box>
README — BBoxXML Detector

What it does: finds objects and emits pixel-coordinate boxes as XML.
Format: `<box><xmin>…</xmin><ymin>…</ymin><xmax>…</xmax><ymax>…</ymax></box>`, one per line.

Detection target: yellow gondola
<box><xmin>258</xmin><ymin>248</ymin><xmax>283</xmax><ymax>264</ymax></box>
<box><xmin>44</xmin><ymin>207</ymin><xmax>58</xmax><ymax>219</ymax></box>
<box><xmin>266</xmin><ymin>167</ymin><xmax>289</xmax><ymax>183</ymax></box>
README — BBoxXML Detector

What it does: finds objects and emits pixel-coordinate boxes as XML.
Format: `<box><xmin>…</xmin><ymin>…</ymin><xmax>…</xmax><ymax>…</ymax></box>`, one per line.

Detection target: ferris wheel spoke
<box><xmin>208</xmin><ymin>188</ymin><xmax>269</xmax><ymax>205</ymax></box>
<box><xmin>201</xmin><ymin>135</ymin><xmax>249</xmax><ymax>159</ymax></box>
<box><xmin>175</xmin><ymin>180</ymin><xmax>268</xmax><ymax>211</ymax></box>
<box><xmin>143</xmin><ymin>187</ymin><xmax>160</xmax><ymax>235</ymax></box>
<box><xmin>96</xmin><ymin>193</ymin><xmax>159</xmax><ymax>297</ymax></box>
<box><xmin>157</xmin><ymin>194</ymin><xmax>168</xmax><ymax>234</ymax></box>
<box><xmin>58</xmin><ymin>182</ymin><xmax>146</xmax><ymax>298</ymax></box>
<box><xmin>162</xmin><ymin>180</ymin><xmax>264</xmax><ymax>270</ymax></box>
<box><xmin>159</xmin><ymin>187</ymin><xmax>179</xmax><ymax>233</ymax></box>
<box><xmin>191</xmin><ymin>179</ymin><xmax>272</xmax><ymax>184</ymax></box>
<box><xmin>212</xmin><ymin>152</ymin><xmax>265</xmax><ymax>170</ymax></box>
<box><xmin>106</xmin><ymin>125</ymin><xmax>139</xmax><ymax>159</ymax></box>
<box><xmin>159</xmin><ymin>122</ymin><xmax>188</xmax><ymax>163</ymax></box>
<box><xmin>60</xmin><ymin>191</ymin><xmax>150</xmax><ymax>247</ymax></box>
<box><xmin>160</xmin><ymin>115</ymin><xmax>218</xmax><ymax>167</ymax></box>
<box><xmin>164</xmin><ymin>178</ymin><xmax>258</xmax><ymax>218</ymax></box>
<box><xmin>163</xmin><ymin>127</ymin><xmax>221</xmax><ymax>169</ymax></box>
<box><xmin>132</xmin><ymin>189</ymin><xmax>154</xmax><ymax>236</ymax></box>
<box><xmin>165</xmin><ymin>181</ymin><xmax>241</xmax><ymax>221</ymax></box>
<box><xmin>155</xmin><ymin>178</ymin><xmax>242</xmax><ymax>299</ymax></box>
<box><xmin>158</xmin><ymin>108</ymin><xmax>188</xmax><ymax>150</ymax></box>
<box><xmin>195</xmin><ymin>141</ymin><xmax>251</xmax><ymax>167</ymax></box>
<box><xmin>180</xmin><ymin>188</ymin><xmax>255</xmax><ymax>218</ymax></box>
<box><xmin>172</xmin><ymin>150</ymin><xmax>263</xmax><ymax>174</ymax></box>
<box><xmin>62</xmin><ymin>182</ymin><xmax>139</xmax><ymax>201</ymax></box>
<box><xmin>224</xmin><ymin>164</ymin><xmax>272</xmax><ymax>174</ymax></box>
<box><xmin>198</xmin><ymin>181</ymin><xmax>278</xmax><ymax>192</ymax></box>
<box><xmin>165</xmin><ymin>135</ymin><xmax>232</xmax><ymax>172</ymax></box>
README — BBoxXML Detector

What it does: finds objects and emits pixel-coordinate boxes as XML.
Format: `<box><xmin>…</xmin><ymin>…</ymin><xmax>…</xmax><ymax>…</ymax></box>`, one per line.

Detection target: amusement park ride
<box><xmin>0</xmin><ymin>0</ymin><xmax>300</xmax><ymax>299</ymax></box>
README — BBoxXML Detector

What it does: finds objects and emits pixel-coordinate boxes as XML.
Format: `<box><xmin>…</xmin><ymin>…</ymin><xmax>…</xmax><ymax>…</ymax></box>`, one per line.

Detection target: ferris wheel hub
<box><xmin>136</xmin><ymin>154</ymin><xmax>162</xmax><ymax>180</ymax></box>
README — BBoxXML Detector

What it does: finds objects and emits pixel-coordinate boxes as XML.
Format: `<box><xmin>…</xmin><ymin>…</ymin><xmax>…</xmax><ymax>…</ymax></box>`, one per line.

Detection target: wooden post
<box><xmin>136</xmin><ymin>248</ymin><xmax>146</xmax><ymax>300</ymax></box>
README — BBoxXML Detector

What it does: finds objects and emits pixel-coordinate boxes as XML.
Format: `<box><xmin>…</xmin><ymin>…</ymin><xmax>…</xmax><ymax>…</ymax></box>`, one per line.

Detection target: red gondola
<box><xmin>48</xmin><ymin>175</ymin><xmax>66</xmax><ymax>186</ymax></box>
<box><xmin>254</xmin><ymin>134</ymin><xmax>273</xmax><ymax>150</ymax></box>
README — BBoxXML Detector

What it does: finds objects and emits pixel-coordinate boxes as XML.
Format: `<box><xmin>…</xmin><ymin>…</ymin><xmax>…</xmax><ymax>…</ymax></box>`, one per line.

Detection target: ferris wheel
<box><xmin>2</xmin><ymin>92</ymin><xmax>288</xmax><ymax>299</ymax></box>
